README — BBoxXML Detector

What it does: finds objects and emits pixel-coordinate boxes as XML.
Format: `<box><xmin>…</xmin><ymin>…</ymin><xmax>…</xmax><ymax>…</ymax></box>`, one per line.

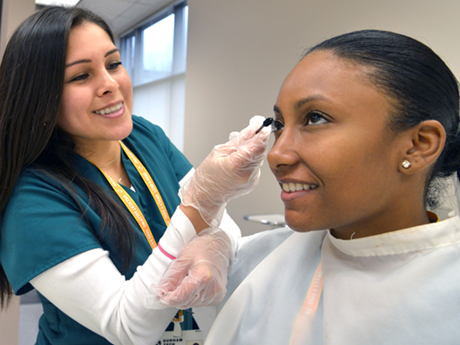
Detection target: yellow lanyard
<box><xmin>95</xmin><ymin>141</ymin><xmax>171</xmax><ymax>250</ymax></box>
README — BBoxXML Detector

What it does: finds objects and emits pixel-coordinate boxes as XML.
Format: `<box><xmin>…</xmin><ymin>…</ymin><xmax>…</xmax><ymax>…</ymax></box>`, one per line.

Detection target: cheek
<box><xmin>330</xmin><ymin>141</ymin><xmax>395</xmax><ymax>198</ymax></box>
<box><xmin>119</xmin><ymin>73</ymin><xmax>133</xmax><ymax>109</ymax></box>
<box><xmin>57</xmin><ymin>95</ymin><xmax>73</xmax><ymax>129</ymax></box>
<box><xmin>315</xmin><ymin>134</ymin><xmax>390</xmax><ymax>188</ymax></box>
<box><xmin>59</xmin><ymin>86</ymin><xmax>88</xmax><ymax>114</ymax></box>
<box><xmin>57</xmin><ymin>90</ymin><xmax>88</xmax><ymax>132</ymax></box>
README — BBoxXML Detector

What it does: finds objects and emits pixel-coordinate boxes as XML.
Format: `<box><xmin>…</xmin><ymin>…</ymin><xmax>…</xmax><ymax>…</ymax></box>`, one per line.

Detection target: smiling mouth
<box><xmin>282</xmin><ymin>182</ymin><xmax>318</xmax><ymax>192</ymax></box>
<box><xmin>94</xmin><ymin>102</ymin><xmax>123</xmax><ymax>115</ymax></box>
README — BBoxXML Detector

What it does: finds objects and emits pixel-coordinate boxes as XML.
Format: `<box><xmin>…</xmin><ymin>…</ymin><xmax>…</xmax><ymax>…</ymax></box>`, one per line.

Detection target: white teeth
<box><xmin>282</xmin><ymin>183</ymin><xmax>317</xmax><ymax>192</ymax></box>
<box><xmin>95</xmin><ymin>102</ymin><xmax>123</xmax><ymax>115</ymax></box>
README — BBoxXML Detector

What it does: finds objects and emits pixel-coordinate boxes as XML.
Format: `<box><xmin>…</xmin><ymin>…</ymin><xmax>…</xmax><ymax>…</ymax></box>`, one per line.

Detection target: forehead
<box><xmin>281</xmin><ymin>51</ymin><xmax>375</xmax><ymax>96</ymax></box>
<box><xmin>67</xmin><ymin>22</ymin><xmax>115</xmax><ymax>57</ymax></box>
<box><xmin>276</xmin><ymin>50</ymin><xmax>392</xmax><ymax>117</ymax></box>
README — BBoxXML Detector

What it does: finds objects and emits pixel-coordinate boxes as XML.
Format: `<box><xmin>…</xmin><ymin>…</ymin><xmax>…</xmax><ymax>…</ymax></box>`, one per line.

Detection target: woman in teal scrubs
<box><xmin>0</xmin><ymin>6</ymin><xmax>269</xmax><ymax>345</ymax></box>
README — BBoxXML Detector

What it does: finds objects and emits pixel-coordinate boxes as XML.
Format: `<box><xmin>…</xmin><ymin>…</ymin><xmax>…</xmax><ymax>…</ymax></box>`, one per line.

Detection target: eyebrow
<box><xmin>294</xmin><ymin>95</ymin><xmax>327</xmax><ymax>110</ymax></box>
<box><xmin>65</xmin><ymin>48</ymin><xmax>120</xmax><ymax>68</ymax></box>
<box><xmin>273</xmin><ymin>95</ymin><xmax>328</xmax><ymax>114</ymax></box>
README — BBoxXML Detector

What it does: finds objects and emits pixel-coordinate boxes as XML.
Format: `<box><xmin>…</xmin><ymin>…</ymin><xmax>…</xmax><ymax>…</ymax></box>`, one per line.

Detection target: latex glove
<box><xmin>180</xmin><ymin>115</ymin><xmax>271</xmax><ymax>227</ymax></box>
<box><xmin>151</xmin><ymin>228</ymin><xmax>233</xmax><ymax>309</ymax></box>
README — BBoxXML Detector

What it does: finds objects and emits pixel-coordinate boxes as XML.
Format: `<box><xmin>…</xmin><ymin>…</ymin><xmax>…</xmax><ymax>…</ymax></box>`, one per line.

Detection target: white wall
<box><xmin>184</xmin><ymin>0</ymin><xmax>460</xmax><ymax>235</ymax></box>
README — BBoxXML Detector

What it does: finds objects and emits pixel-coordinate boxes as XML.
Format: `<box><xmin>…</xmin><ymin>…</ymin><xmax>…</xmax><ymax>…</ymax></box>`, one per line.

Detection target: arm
<box><xmin>28</xmin><ymin>166</ymin><xmax>242</xmax><ymax>345</ymax></box>
<box><xmin>31</xmin><ymin>248</ymin><xmax>174</xmax><ymax>345</ymax></box>
<box><xmin>153</xmin><ymin>116</ymin><xmax>272</xmax><ymax>308</ymax></box>
<box><xmin>28</xmin><ymin>115</ymin><xmax>268</xmax><ymax>343</ymax></box>
<box><xmin>29</xmin><ymin>204</ymin><xmax>199</xmax><ymax>345</ymax></box>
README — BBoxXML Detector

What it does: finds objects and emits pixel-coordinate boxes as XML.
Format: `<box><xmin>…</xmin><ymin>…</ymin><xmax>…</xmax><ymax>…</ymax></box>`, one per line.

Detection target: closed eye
<box><xmin>108</xmin><ymin>61</ymin><xmax>122</xmax><ymax>71</ymax></box>
<box><xmin>69</xmin><ymin>74</ymin><xmax>89</xmax><ymax>82</ymax></box>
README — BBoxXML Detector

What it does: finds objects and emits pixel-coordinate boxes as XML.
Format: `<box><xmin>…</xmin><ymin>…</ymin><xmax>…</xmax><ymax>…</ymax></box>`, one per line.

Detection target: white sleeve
<box><xmin>31</xmin><ymin>248</ymin><xmax>173</xmax><ymax>345</ymax></box>
<box><xmin>30</xmin><ymin>169</ymin><xmax>241</xmax><ymax>345</ymax></box>
<box><xmin>30</xmin><ymin>206</ymin><xmax>195</xmax><ymax>345</ymax></box>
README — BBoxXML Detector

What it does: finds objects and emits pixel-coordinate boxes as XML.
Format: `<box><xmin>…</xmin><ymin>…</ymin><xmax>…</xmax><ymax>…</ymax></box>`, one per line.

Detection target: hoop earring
<box><xmin>402</xmin><ymin>160</ymin><xmax>411</xmax><ymax>169</ymax></box>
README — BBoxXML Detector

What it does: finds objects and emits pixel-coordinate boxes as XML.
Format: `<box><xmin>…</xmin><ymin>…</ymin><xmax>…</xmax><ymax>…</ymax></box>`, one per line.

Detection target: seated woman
<box><xmin>158</xmin><ymin>29</ymin><xmax>460</xmax><ymax>344</ymax></box>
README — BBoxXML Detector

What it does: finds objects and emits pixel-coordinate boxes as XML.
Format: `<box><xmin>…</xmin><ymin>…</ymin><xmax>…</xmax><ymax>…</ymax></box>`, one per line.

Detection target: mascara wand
<box><xmin>255</xmin><ymin>117</ymin><xmax>274</xmax><ymax>134</ymax></box>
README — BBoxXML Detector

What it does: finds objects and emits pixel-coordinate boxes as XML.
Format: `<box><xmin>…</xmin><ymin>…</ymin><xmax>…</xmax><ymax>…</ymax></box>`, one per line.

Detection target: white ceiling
<box><xmin>76</xmin><ymin>0</ymin><xmax>174</xmax><ymax>36</ymax></box>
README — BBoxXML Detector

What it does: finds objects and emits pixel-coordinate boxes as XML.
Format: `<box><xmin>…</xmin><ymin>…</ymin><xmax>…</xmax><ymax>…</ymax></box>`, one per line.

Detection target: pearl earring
<box><xmin>402</xmin><ymin>160</ymin><xmax>411</xmax><ymax>169</ymax></box>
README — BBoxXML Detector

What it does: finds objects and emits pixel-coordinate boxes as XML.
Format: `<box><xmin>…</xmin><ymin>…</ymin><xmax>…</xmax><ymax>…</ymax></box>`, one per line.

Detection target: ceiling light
<box><xmin>35</xmin><ymin>0</ymin><xmax>80</xmax><ymax>6</ymax></box>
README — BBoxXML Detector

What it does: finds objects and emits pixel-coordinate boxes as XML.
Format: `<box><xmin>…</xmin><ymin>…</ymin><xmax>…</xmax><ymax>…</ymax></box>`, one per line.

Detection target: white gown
<box><xmin>205</xmin><ymin>216</ymin><xmax>460</xmax><ymax>344</ymax></box>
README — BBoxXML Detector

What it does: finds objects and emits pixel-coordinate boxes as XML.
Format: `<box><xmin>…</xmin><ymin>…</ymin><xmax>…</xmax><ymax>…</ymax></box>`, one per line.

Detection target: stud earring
<box><xmin>402</xmin><ymin>160</ymin><xmax>411</xmax><ymax>169</ymax></box>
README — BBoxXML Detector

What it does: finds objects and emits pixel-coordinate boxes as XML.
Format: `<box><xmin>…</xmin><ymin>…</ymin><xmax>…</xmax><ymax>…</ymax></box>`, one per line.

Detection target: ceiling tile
<box><xmin>77</xmin><ymin>0</ymin><xmax>175</xmax><ymax>35</ymax></box>
<box><xmin>79</xmin><ymin>0</ymin><xmax>134</xmax><ymax>18</ymax></box>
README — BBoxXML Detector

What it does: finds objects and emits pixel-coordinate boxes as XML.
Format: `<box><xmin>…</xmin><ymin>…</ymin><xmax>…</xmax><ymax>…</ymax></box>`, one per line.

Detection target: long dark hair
<box><xmin>0</xmin><ymin>6</ymin><xmax>134</xmax><ymax>308</ymax></box>
<box><xmin>306</xmin><ymin>30</ymin><xmax>460</xmax><ymax>207</ymax></box>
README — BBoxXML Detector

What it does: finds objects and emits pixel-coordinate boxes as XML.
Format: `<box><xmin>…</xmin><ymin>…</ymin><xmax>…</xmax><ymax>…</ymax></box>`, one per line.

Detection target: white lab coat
<box><xmin>205</xmin><ymin>216</ymin><xmax>460</xmax><ymax>344</ymax></box>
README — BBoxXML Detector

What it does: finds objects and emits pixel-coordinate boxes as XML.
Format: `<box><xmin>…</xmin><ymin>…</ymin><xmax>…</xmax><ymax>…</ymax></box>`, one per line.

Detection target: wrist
<box><xmin>179</xmin><ymin>203</ymin><xmax>209</xmax><ymax>233</ymax></box>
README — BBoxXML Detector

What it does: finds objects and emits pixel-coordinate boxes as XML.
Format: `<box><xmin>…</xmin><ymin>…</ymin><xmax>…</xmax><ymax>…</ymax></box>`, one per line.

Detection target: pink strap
<box><xmin>158</xmin><ymin>243</ymin><xmax>176</xmax><ymax>260</ymax></box>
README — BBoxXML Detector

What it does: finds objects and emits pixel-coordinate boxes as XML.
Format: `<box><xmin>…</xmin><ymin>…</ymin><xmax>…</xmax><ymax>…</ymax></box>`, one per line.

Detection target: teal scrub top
<box><xmin>0</xmin><ymin>115</ymin><xmax>193</xmax><ymax>344</ymax></box>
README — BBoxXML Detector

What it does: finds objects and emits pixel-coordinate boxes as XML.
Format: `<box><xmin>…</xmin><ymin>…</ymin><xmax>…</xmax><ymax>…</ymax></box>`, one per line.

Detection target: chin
<box><xmin>284</xmin><ymin>210</ymin><xmax>326</xmax><ymax>233</ymax></box>
<box><xmin>284</xmin><ymin>214</ymin><xmax>312</xmax><ymax>232</ymax></box>
<box><xmin>117</xmin><ymin>119</ymin><xmax>134</xmax><ymax>139</ymax></box>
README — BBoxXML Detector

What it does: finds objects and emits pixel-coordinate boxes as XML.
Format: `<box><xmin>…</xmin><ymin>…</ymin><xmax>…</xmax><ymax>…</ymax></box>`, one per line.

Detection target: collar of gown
<box><xmin>326</xmin><ymin>215</ymin><xmax>460</xmax><ymax>257</ymax></box>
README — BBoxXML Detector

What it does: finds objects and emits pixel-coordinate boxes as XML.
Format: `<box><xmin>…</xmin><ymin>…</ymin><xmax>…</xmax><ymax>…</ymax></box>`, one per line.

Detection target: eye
<box><xmin>305</xmin><ymin>111</ymin><xmax>328</xmax><ymax>126</ymax></box>
<box><xmin>108</xmin><ymin>61</ymin><xmax>122</xmax><ymax>71</ymax></box>
<box><xmin>272</xmin><ymin>119</ymin><xmax>284</xmax><ymax>132</ymax></box>
<box><xmin>68</xmin><ymin>74</ymin><xmax>89</xmax><ymax>83</ymax></box>
<box><xmin>271</xmin><ymin>120</ymin><xmax>284</xmax><ymax>139</ymax></box>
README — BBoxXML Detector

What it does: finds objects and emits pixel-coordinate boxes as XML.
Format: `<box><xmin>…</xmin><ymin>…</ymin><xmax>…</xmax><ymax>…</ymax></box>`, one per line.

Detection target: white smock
<box><xmin>205</xmin><ymin>215</ymin><xmax>460</xmax><ymax>344</ymax></box>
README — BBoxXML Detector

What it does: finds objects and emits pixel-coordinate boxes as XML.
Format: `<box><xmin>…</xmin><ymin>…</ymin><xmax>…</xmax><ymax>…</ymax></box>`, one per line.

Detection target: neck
<box><xmin>75</xmin><ymin>140</ymin><xmax>122</xmax><ymax>168</ymax></box>
<box><xmin>75</xmin><ymin>140</ymin><xmax>131</xmax><ymax>187</ymax></box>
<box><xmin>330</xmin><ymin>208</ymin><xmax>431</xmax><ymax>240</ymax></box>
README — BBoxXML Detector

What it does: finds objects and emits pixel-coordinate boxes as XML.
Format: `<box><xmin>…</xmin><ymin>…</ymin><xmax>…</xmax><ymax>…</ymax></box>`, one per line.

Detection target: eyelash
<box><xmin>272</xmin><ymin>119</ymin><xmax>284</xmax><ymax>132</ymax></box>
<box><xmin>305</xmin><ymin>111</ymin><xmax>328</xmax><ymax>126</ymax></box>
<box><xmin>272</xmin><ymin>111</ymin><xmax>328</xmax><ymax>136</ymax></box>
<box><xmin>68</xmin><ymin>61</ymin><xmax>122</xmax><ymax>83</ymax></box>
<box><xmin>108</xmin><ymin>61</ymin><xmax>122</xmax><ymax>70</ymax></box>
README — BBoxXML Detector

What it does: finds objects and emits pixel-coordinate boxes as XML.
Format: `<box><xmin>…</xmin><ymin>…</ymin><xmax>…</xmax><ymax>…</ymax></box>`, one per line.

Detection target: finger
<box><xmin>161</xmin><ymin>262</ymin><xmax>222</xmax><ymax>306</ymax></box>
<box><xmin>156</xmin><ymin>258</ymin><xmax>194</xmax><ymax>292</ymax></box>
<box><xmin>228</xmin><ymin>134</ymin><xmax>269</xmax><ymax>168</ymax></box>
<box><xmin>229</xmin><ymin>116</ymin><xmax>266</xmax><ymax>145</ymax></box>
<box><xmin>160</xmin><ymin>273</ymin><xmax>205</xmax><ymax>307</ymax></box>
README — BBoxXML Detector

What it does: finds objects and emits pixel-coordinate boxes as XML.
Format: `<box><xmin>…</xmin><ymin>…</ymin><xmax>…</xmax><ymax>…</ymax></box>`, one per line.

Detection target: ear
<box><xmin>399</xmin><ymin>120</ymin><xmax>446</xmax><ymax>175</ymax></box>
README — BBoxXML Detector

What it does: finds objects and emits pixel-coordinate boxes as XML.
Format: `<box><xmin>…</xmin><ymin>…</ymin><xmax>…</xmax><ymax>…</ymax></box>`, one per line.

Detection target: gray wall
<box><xmin>184</xmin><ymin>0</ymin><xmax>460</xmax><ymax>235</ymax></box>
<box><xmin>0</xmin><ymin>2</ymin><xmax>37</xmax><ymax>343</ymax></box>
<box><xmin>0</xmin><ymin>0</ymin><xmax>34</xmax><ymax>56</ymax></box>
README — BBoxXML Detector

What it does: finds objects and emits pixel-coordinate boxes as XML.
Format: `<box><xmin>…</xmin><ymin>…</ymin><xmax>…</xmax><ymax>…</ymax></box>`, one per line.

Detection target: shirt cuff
<box><xmin>157</xmin><ymin>206</ymin><xmax>197</xmax><ymax>259</ymax></box>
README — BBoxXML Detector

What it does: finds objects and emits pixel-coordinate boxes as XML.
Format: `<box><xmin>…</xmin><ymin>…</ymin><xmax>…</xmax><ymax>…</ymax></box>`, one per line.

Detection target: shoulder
<box><xmin>1</xmin><ymin>168</ymin><xmax>101</xmax><ymax>294</ymax></box>
<box><xmin>127</xmin><ymin>115</ymin><xmax>180</xmax><ymax>156</ymax></box>
<box><xmin>229</xmin><ymin>228</ymin><xmax>326</xmax><ymax>284</ymax></box>
<box><xmin>237</xmin><ymin>227</ymin><xmax>295</xmax><ymax>255</ymax></box>
<box><xmin>131</xmin><ymin>115</ymin><xmax>168</xmax><ymax>140</ymax></box>
<box><xmin>229</xmin><ymin>227</ymin><xmax>295</xmax><ymax>280</ymax></box>
<box><xmin>125</xmin><ymin>115</ymin><xmax>192</xmax><ymax>183</ymax></box>
<box><xmin>12</xmin><ymin>168</ymin><xmax>68</xmax><ymax>197</ymax></box>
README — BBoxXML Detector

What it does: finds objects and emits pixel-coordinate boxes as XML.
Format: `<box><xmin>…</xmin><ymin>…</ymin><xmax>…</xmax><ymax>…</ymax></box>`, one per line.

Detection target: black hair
<box><xmin>306</xmin><ymin>29</ymin><xmax>460</xmax><ymax>207</ymax></box>
<box><xmin>0</xmin><ymin>6</ymin><xmax>134</xmax><ymax>308</ymax></box>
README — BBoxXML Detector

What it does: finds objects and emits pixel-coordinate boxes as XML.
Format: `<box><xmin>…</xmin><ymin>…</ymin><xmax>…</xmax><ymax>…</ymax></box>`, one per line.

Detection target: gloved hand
<box><xmin>152</xmin><ymin>228</ymin><xmax>233</xmax><ymax>309</ymax></box>
<box><xmin>180</xmin><ymin>115</ymin><xmax>271</xmax><ymax>227</ymax></box>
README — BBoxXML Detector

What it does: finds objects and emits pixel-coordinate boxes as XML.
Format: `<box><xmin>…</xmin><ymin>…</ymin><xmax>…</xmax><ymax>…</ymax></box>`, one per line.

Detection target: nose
<box><xmin>96</xmin><ymin>70</ymin><xmax>119</xmax><ymax>97</ymax></box>
<box><xmin>267</xmin><ymin>129</ymin><xmax>299</xmax><ymax>174</ymax></box>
